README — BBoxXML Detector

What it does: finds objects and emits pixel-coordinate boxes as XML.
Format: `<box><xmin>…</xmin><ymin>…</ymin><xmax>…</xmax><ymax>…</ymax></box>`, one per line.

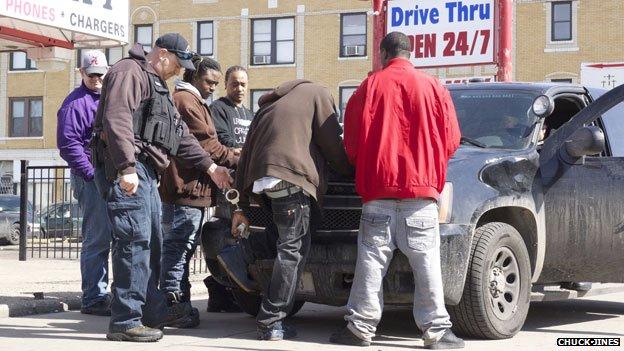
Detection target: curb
<box><xmin>1</xmin><ymin>291</ymin><xmax>211</xmax><ymax>318</ymax></box>
<box><xmin>0</xmin><ymin>294</ymin><xmax>82</xmax><ymax>318</ymax></box>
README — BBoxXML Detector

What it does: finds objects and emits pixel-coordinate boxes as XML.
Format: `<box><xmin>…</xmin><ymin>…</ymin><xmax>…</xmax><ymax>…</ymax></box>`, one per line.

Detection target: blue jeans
<box><xmin>71</xmin><ymin>174</ymin><xmax>112</xmax><ymax>307</ymax></box>
<box><xmin>160</xmin><ymin>203</ymin><xmax>204</xmax><ymax>300</ymax></box>
<box><xmin>95</xmin><ymin>161</ymin><xmax>167</xmax><ymax>332</ymax></box>
<box><xmin>345</xmin><ymin>199</ymin><xmax>452</xmax><ymax>343</ymax></box>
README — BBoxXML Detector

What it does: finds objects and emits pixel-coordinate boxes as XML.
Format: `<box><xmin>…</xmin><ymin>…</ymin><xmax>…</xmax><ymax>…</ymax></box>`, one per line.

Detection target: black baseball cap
<box><xmin>155</xmin><ymin>33</ymin><xmax>195</xmax><ymax>70</ymax></box>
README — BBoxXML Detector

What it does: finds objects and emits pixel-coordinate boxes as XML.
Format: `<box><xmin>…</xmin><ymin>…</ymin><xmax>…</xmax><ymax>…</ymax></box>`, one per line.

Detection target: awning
<box><xmin>0</xmin><ymin>0</ymin><xmax>128</xmax><ymax>52</ymax></box>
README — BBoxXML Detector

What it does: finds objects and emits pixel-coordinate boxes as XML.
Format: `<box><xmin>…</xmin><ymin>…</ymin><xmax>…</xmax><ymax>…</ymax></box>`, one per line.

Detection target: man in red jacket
<box><xmin>330</xmin><ymin>32</ymin><xmax>463</xmax><ymax>349</ymax></box>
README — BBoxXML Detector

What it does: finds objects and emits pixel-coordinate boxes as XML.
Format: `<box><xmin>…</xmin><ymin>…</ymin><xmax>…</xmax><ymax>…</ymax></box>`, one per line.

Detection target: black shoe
<box><xmin>81</xmin><ymin>298</ymin><xmax>111</xmax><ymax>316</ymax></box>
<box><xmin>106</xmin><ymin>325</ymin><xmax>163</xmax><ymax>342</ymax></box>
<box><xmin>424</xmin><ymin>330</ymin><xmax>465</xmax><ymax>349</ymax></box>
<box><xmin>560</xmin><ymin>282</ymin><xmax>592</xmax><ymax>292</ymax></box>
<box><xmin>329</xmin><ymin>327</ymin><xmax>371</xmax><ymax>346</ymax></box>
<box><xmin>217</xmin><ymin>245</ymin><xmax>257</xmax><ymax>293</ymax></box>
<box><xmin>205</xmin><ymin>276</ymin><xmax>242</xmax><ymax>313</ymax></box>
<box><xmin>167</xmin><ymin>307</ymin><xmax>200</xmax><ymax>328</ymax></box>
<box><xmin>159</xmin><ymin>293</ymin><xmax>197</xmax><ymax>329</ymax></box>
<box><xmin>257</xmin><ymin>322</ymin><xmax>297</xmax><ymax>341</ymax></box>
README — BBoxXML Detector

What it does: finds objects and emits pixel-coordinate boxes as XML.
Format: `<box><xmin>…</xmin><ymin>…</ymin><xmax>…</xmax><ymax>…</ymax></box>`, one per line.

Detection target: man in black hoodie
<box><xmin>202</xmin><ymin>66</ymin><xmax>254</xmax><ymax>312</ymax></box>
<box><xmin>209</xmin><ymin>66</ymin><xmax>253</xmax><ymax>150</ymax></box>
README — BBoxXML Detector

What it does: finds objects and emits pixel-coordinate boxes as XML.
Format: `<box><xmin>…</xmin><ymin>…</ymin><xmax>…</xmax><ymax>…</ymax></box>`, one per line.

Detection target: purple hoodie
<box><xmin>57</xmin><ymin>83</ymin><xmax>100</xmax><ymax>181</ymax></box>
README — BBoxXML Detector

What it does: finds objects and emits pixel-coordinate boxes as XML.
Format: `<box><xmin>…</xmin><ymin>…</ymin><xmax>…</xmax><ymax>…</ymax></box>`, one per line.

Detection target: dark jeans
<box><xmin>71</xmin><ymin>174</ymin><xmax>112</xmax><ymax>307</ymax></box>
<box><xmin>160</xmin><ymin>203</ymin><xmax>204</xmax><ymax>300</ymax></box>
<box><xmin>95</xmin><ymin>161</ymin><xmax>167</xmax><ymax>332</ymax></box>
<box><xmin>256</xmin><ymin>191</ymin><xmax>311</xmax><ymax>329</ymax></box>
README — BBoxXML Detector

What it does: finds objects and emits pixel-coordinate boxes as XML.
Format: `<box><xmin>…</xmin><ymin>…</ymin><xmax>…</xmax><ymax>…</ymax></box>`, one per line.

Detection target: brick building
<box><xmin>0</xmin><ymin>0</ymin><xmax>375</xmax><ymax>181</ymax></box>
<box><xmin>514</xmin><ymin>0</ymin><xmax>624</xmax><ymax>84</ymax></box>
<box><xmin>1</xmin><ymin>0</ymin><xmax>622</xmax><ymax>183</ymax></box>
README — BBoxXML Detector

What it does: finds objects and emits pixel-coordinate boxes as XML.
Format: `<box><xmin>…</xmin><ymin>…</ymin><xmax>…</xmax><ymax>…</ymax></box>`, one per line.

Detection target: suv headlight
<box><xmin>438</xmin><ymin>182</ymin><xmax>453</xmax><ymax>224</ymax></box>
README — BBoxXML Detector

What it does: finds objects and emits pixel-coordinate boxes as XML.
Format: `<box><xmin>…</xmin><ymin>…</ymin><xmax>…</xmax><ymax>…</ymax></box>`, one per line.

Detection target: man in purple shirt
<box><xmin>57</xmin><ymin>50</ymin><xmax>112</xmax><ymax>316</ymax></box>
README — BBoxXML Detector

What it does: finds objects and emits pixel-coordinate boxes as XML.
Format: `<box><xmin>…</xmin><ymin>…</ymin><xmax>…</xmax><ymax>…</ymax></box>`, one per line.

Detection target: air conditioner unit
<box><xmin>253</xmin><ymin>55</ymin><xmax>271</xmax><ymax>65</ymax></box>
<box><xmin>344</xmin><ymin>45</ymin><xmax>364</xmax><ymax>57</ymax></box>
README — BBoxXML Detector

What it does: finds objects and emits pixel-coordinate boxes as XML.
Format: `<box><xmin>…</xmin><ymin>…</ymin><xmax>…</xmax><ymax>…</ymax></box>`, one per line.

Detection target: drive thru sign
<box><xmin>387</xmin><ymin>0</ymin><xmax>495</xmax><ymax>68</ymax></box>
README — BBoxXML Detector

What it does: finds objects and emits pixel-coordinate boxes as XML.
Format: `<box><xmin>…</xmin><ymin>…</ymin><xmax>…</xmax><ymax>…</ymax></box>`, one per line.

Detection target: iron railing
<box><xmin>18</xmin><ymin>161</ymin><xmax>207</xmax><ymax>274</ymax></box>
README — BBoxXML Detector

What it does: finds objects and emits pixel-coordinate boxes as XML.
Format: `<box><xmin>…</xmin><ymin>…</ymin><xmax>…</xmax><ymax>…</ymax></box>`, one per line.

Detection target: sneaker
<box><xmin>159</xmin><ymin>293</ymin><xmax>198</xmax><ymax>329</ymax></box>
<box><xmin>167</xmin><ymin>307</ymin><xmax>200</xmax><ymax>328</ymax></box>
<box><xmin>217</xmin><ymin>245</ymin><xmax>257</xmax><ymax>293</ymax></box>
<box><xmin>257</xmin><ymin>322</ymin><xmax>297</xmax><ymax>341</ymax></box>
<box><xmin>424</xmin><ymin>330</ymin><xmax>465</xmax><ymax>350</ymax></box>
<box><xmin>106</xmin><ymin>325</ymin><xmax>163</xmax><ymax>342</ymax></box>
<box><xmin>81</xmin><ymin>298</ymin><xmax>111</xmax><ymax>316</ymax></box>
<box><xmin>329</xmin><ymin>327</ymin><xmax>371</xmax><ymax>346</ymax></box>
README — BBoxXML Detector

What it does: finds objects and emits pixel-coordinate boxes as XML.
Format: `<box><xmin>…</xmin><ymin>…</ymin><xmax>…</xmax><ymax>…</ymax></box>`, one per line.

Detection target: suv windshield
<box><xmin>451</xmin><ymin>89</ymin><xmax>540</xmax><ymax>149</ymax></box>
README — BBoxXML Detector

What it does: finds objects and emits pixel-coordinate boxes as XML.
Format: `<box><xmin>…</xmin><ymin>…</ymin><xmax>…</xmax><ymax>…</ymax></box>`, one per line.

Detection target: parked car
<box><xmin>39</xmin><ymin>202</ymin><xmax>82</xmax><ymax>239</ymax></box>
<box><xmin>204</xmin><ymin>82</ymin><xmax>624</xmax><ymax>339</ymax></box>
<box><xmin>0</xmin><ymin>194</ymin><xmax>37</xmax><ymax>245</ymax></box>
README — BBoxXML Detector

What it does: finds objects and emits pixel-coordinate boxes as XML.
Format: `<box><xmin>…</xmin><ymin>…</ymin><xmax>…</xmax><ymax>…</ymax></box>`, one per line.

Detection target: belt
<box><xmin>264</xmin><ymin>186</ymin><xmax>302</xmax><ymax>199</ymax></box>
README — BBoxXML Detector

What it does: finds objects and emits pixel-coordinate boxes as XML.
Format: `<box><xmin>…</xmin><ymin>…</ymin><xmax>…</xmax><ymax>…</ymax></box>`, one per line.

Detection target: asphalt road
<box><xmin>0</xmin><ymin>292</ymin><xmax>622</xmax><ymax>351</ymax></box>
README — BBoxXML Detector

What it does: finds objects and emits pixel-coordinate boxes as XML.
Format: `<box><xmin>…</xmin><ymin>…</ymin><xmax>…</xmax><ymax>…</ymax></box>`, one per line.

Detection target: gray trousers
<box><xmin>345</xmin><ymin>199</ymin><xmax>452</xmax><ymax>342</ymax></box>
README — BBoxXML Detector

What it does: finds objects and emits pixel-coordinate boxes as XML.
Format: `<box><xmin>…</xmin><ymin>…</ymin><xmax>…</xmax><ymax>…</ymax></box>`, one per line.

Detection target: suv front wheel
<box><xmin>448</xmin><ymin>222</ymin><xmax>531</xmax><ymax>339</ymax></box>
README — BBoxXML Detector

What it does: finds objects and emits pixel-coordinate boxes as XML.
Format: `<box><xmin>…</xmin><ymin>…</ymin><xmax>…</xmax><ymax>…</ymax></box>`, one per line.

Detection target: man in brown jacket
<box><xmin>159</xmin><ymin>55</ymin><xmax>239</xmax><ymax>326</ymax></box>
<box><xmin>218</xmin><ymin>79</ymin><xmax>354</xmax><ymax>340</ymax></box>
<box><xmin>93</xmin><ymin>33</ymin><xmax>232</xmax><ymax>342</ymax></box>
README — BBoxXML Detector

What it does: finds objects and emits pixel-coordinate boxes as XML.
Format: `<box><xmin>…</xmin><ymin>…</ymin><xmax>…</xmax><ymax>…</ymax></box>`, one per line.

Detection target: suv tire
<box><xmin>231</xmin><ymin>288</ymin><xmax>305</xmax><ymax>318</ymax></box>
<box><xmin>448</xmin><ymin>222</ymin><xmax>531</xmax><ymax>339</ymax></box>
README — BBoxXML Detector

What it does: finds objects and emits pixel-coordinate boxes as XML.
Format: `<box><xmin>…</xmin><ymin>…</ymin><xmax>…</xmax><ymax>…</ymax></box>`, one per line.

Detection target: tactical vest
<box><xmin>133</xmin><ymin>71</ymin><xmax>183</xmax><ymax>156</ymax></box>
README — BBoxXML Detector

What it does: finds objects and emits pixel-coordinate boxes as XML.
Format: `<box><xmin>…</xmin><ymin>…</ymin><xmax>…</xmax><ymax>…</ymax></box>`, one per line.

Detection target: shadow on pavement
<box><xmin>523</xmin><ymin>298</ymin><xmax>624</xmax><ymax>336</ymax></box>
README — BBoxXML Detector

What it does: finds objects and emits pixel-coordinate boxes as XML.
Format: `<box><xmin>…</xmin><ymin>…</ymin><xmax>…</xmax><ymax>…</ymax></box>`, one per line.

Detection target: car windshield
<box><xmin>0</xmin><ymin>196</ymin><xmax>24</xmax><ymax>212</ymax></box>
<box><xmin>451</xmin><ymin>89</ymin><xmax>540</xmax><ymax>149</ymax></box>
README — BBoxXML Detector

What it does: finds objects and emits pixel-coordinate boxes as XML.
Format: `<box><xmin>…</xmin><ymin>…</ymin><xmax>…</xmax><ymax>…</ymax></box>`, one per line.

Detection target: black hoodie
<box><xmin>209</xmin><ymin>97</ymin><xmax>253</xmax><ymax>148</ymax></box>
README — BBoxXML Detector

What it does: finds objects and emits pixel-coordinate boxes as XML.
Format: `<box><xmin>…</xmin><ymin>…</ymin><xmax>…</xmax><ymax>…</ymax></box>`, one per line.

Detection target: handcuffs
<box><xmin>224</xmin><ymin>188</ymin><xmax>250</xmax><ymax>239</ymax></box>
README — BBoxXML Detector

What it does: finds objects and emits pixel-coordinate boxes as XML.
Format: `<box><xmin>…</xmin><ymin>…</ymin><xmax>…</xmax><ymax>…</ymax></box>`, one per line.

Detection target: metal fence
<box><xmin>18</xmin><ymin>161</ymin><xmax>208</xmax><ymax>274</ymax></box>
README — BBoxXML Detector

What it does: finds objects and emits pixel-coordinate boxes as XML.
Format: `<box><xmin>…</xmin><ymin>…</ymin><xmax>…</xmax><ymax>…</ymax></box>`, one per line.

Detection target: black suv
<box><xmin>206</xmin><ymin>82</ymin><xmax>624</xmax><ymax>340</ymax></box>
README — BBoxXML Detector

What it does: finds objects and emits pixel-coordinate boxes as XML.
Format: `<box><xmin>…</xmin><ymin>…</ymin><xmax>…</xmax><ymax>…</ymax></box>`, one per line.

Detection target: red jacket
<box><xmin>344</xmin><ymin>58</ymin><xmax>461</xmax><ymax>203</ymax></box>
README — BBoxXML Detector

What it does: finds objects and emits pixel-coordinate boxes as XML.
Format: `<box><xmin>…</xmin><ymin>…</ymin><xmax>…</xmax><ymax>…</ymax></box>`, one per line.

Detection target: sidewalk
<box><xmin>0</xmin><ymin>245</ymin><xmax>209</xmax><ymax>317</ymax></box>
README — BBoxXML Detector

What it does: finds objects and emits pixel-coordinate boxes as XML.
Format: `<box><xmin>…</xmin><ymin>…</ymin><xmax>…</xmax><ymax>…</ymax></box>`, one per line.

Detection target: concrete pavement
<box><xmin>0</xmin><ymin>293</ymin><xmax>623</xmax><ymax>351</ymax></box>
<box><xmin>0</xmin><ymin>245</ymin><xmax>207</xmax><ymax>317</ymax></box>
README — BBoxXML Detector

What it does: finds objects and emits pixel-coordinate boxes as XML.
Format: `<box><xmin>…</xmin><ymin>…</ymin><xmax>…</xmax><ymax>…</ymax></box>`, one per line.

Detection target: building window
<box><xmin>339</xmin><ymin>87</ymin><xmax>358</xmax><ymax>123</ymax></box>
<box><xmin>10</xmin><ymin>51</ymin><xmax>37</xmax><ymax>71</ymax></box>
<box><xmin>135</xmin><ymin>24</ymin><xmax>153</xmax><ymax>52</ymax></box>
<box><xmin>251</xmin><ymin>17</ymin><xmax>294</xmax><ymax>65</ymax></box>
<box><xmin>551</xmin><ymin>2</ymin><xmax>572</xmax><ymax>41</ymax></box>
<box><xmin>9</xmin><ymin>97</ymin><xmax>43</xmax><ymax>137</ymax></box>
<box><xmin>340</xmin><ymin>13</ymin><xmax>367</xmax><ymax>57</ymax></box>
<box><xmin>198</xmin><ymin>21</ymin><xmax>214</xmax><ymax>56</ymax></box>
<box><xmin>250</xmin><ymin>90</ymin><xmax>272</xmax><ymax>113</ymax></box>
<box><xmin>551</xmin><ymin>78</ymin><xmax>573</xmax><ymax>83</ymax></box>
<box><xmin>76</xmin><ymin>47</ymin><xmax>124</xmax><ymax>68</ymax></box>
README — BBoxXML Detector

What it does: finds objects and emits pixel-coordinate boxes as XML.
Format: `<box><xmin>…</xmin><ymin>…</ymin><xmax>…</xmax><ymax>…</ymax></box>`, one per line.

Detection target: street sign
<box><xmin>0</xmin><ymin>0</ymin><xmax>129</xmax><ymax>44</ymax></box>
<box><xmin>386</xmin><ymin>0</ymin><xmax>495</xmax><ymax>68</ymax></box>
<box><xmin>581</xmin><ymin>63</ymin><xmax>624</xmax><ymax>91</ymax></box>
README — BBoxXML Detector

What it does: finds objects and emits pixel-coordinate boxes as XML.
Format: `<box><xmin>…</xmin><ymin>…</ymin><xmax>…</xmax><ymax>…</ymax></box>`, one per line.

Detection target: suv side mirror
<box><xmin>560</xmin><ymin>126</ymin><xmax>605</xmax><ymax>164</ymax></box>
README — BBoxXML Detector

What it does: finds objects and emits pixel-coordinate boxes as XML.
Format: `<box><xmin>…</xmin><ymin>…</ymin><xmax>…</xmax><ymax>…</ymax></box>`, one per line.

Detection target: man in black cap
<box><xmin>93</xmin><ymin>33</ymin><xmax>232</xmax><ymax>342</ymax></box>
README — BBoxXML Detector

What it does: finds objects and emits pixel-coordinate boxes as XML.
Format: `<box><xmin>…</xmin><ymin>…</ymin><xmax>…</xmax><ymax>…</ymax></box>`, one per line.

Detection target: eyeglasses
<box><xmin>168</xmin><ymin>48</ymin><xmax>194</xmax><ymax>60</ymax></box>
<box><xmin>87</xmin><ymin>73</ymin><xmax>104</xmax><ymax>79</ymax></box>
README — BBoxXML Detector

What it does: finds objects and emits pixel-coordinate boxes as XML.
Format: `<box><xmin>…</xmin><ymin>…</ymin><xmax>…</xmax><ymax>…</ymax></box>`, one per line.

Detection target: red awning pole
<box><xmin>496</xmin><ymin>0</ymin><xmax>513</xmax><ymax>82</ymax></box>
<box><xmin>0</xmin><ymin>26</ymin><xmax>74</xmax><ymax>49</ymax></box>
<box><xmin>372</xmin><ymin>0</ymin><xmax>387</xmax><ymax>72</ymax></box>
